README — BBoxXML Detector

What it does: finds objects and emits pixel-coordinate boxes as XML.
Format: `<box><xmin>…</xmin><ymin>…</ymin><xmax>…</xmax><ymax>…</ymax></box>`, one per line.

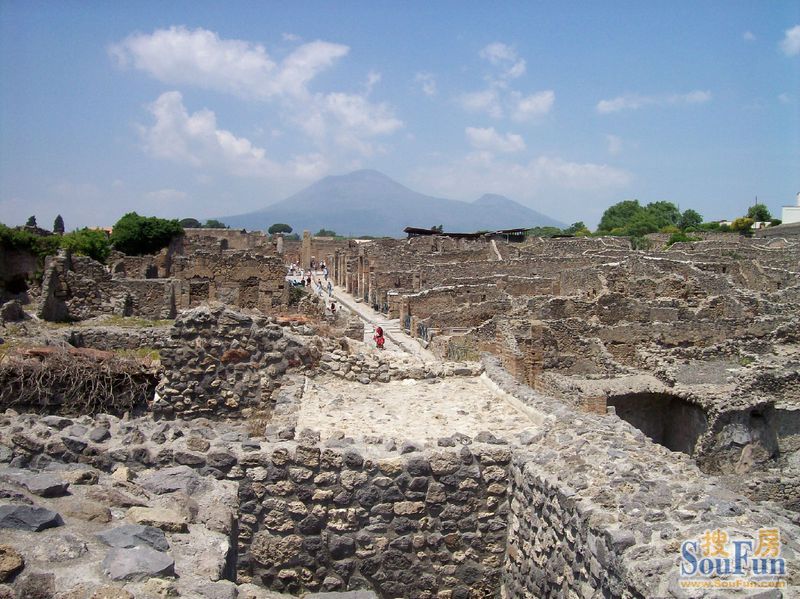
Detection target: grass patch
<box><xmin>114</xmin><ymin>347</ymin><xmax>161</xmax><ymax>362</ymax></box>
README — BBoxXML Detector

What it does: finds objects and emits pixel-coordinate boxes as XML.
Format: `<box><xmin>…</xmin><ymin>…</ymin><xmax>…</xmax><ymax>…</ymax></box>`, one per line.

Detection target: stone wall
<box><xmin>154</xmin><ymin>305</ymin><xmax>318</xmax><ymax>419</ymax></box>
<box><xmin>239</xmin><ymin>442</ymin><xmax>511</xmax><ymax>597</ymax></box>
<box><xmin>481</xmin><ymin>356</ymin><xmax>800</xmax><ymax>597</ymax></box>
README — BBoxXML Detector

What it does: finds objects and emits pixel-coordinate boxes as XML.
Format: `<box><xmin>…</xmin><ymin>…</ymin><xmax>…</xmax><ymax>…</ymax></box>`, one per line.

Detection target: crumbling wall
<box><xmin>155</xmin><ymin>305</ymin><xmax>317</xmax><ymax>419</ymax></box>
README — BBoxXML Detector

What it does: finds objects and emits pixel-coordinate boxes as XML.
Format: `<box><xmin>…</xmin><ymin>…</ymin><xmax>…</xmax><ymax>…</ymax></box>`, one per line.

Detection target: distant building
<box><xmin>781</xmin><ymin>192</ymin><xmax>800</xmax><ymax>225</ymax></box>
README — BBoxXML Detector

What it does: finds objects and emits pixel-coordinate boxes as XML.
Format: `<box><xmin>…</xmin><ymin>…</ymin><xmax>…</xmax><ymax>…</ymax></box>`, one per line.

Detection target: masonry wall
<box><xmin>239</xmin><ymin>443</ymin><xmax>511</xmax><ymax>597</ymax></box>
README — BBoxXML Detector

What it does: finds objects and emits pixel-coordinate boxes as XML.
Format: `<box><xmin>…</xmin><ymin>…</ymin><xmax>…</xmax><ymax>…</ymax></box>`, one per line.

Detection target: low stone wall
<box><xmin>317</xmin><ymin>345</ymin><xmax>482</xmax><ymax>384</ymax></box>
<box><xmin>482</xmin><ymin>356</ymin><xmax>800</xmax><ymax>597</ymax></box>
<box><xmin>240</xmin><ymin>442</ymin><xmax>511</xmax><ymax>597</ymax></box>
<box><xmin>154</xmin><ymin>305</ymin><xmax>319</xmax><ymax>419</ymax></box>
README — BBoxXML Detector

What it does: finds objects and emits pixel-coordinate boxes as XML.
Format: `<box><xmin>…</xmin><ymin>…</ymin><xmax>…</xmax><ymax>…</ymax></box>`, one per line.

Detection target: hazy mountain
<box><xmin>220</xmin><ymin>170</ymin><xmax>563</xmax><ymax>237</ymax></box>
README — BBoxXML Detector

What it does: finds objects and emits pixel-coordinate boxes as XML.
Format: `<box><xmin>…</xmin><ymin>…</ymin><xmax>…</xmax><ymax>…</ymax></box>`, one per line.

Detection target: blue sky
<box><xmin>1</xmin><ymin>1</ymin><xmax>798</xmax><ymax>231</ymax></box>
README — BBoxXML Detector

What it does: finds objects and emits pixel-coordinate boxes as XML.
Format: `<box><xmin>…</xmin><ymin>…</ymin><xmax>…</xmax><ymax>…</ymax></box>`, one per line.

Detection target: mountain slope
<box><xmin>221</xmin><ymin>170</ymin><xmax>563</xmax><ymax>236</ymax></box>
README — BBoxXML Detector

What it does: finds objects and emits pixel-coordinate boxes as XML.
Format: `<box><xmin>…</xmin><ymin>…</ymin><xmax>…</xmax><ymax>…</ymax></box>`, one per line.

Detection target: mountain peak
<box><xmin>220</xmin><ymin>171</ymin><xmax>563</xmax><ymax>236</ymax></box>
<box><xmin>474</xmin><ymin>193</ymin><xmax>515</xmax><ymax>206</ymax></box>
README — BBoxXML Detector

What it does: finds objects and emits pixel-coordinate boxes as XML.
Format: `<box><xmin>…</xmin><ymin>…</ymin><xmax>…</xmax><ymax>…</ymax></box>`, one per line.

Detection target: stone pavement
<box><xmin>316</xmin><ymin>275</ymin><xmax>436</xmax><ymax>362</ymax></box>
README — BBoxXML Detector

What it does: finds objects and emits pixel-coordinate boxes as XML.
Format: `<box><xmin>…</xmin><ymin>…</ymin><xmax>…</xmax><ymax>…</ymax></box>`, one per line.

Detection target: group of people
<box><xmin>288</xmin><ymin>260</ymin><xmax>385</xmax><ymax>350</ymax></box>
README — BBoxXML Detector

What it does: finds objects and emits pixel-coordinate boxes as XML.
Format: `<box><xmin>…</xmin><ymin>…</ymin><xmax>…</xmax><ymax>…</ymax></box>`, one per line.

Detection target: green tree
<box><xmin>679</xmin><ymin>209</ymin><xmax>703</xmax><ymax>230</ymax></box>
<box><xmin>747</xmin><ymin>203</ymin><xmax>772</xmax><ymax>222</ymax></box>
<box><xmin>203</xmin><ymin>219</ymin><xmax>228</xmax><ymax>228</ymax></box>
<box><xmin>53</xmin><ymin>215</ymin><xmax>65</xmax><ymax>235</ymax></box>
<box><xmin>643</xmin><ymin>201</ymin><xmax>681</xmax><ymax>229</ymax></box>
<box><xmin>179</xmin><ymin>218</ymin><xmax>202</xmax><ymax>228</ymax></box>
<box><xmin>431</xmin><ymin>224</ymin><xmax>444</xmax><ymax>233</ymax></box>
<box><xmin>60</xmin><ymin>228</ymin><xmax>111</xmax><ymax>262</ymax></box>
<box><xmin>315</xmin><ymin>228</ymin><xmax>337</xmax><ymax>237</ymax></box>
<box><xmin>25</xmin><ymin>215</ymin><xmax>37</xmax><ymax>228</ymax></box>
<box><xmin>564</xmin><ymin>221</ymin><xmax>587</xmax><ymax>235</ymax></box>
<box><xmin>268</xmin><ymin>223</ymin><xmax>293</xmax><ymax>234</ymax></box>
<box><xmin>110</xmin><ymin>212</ymin><xmax>184</xmax><ymax>256</ymax></box>
<box><xmin>597</xmin><ymin>200</ymin><xmax>642</xmax><ymax>233</ymax></box>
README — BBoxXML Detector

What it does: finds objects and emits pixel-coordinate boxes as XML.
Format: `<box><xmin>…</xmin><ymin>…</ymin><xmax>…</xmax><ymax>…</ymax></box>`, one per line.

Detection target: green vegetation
<box><xmin>0</xmin><ymin>223</ymin><xmax>60</xmax><ymax>258</ymax></box>
<box><xmin>597</xmin><ymin>199</ymin><xmax>684</xmax><ymax>237</ymax></box>
<box><xmin>525</xmin><ymin>226</ymin><xmax>564</xmax><ymax>238</ymax></box>
<box><xmin>25</xmin><ymin>215</ymin><xmax>37</xmax><ymax>227</ymax></box>
<box><xmin>114</xmin><ymin>347</ymin><xmax>161</xmax><ymax>361</ymax></box>
<box><xmin>203</xmin><ymin>219</ymin><xmax>228</xmax><ymax>229</ymax></box>
<box><xmin>315</xmin><ymin>228</ymin><xmax>337</xmax><ymax>237</ymax></box>
<box><xmin>747</xmin><ymin>203</ymin><xmax>772</xmax><ymax>222</ymax></box>
<box><xmin>110</xmin><ymin>212</ymin><xmax>183</xmax><ymax>256</ymax></box>
<box><xmin>53</xmin><ymin>215</ymin><xmax>65</xmax><ymax>235</ymax></box>
<box><xmin>268</xmin><ymin>223</ymin><xmax>293</xmax><ymax>234</ymax></box>
<box><xmin>666</xmin><ymin>232</ymin><xmax>701</xmax><ymax>246</ymax></box>
<box><xmin>730</xmin><ymin>217</ymin><xmax>754</xmax><ymax>236</ymax></box>
<box><xmin>678</xmin><ymin>209</ymin><xmax>703</xmax><ymax>230</ymax></box>
<box><xmin>60</xmin><ymin>228</ymin><xmax>111</xmax><ymax>262</ymax></box>
<box><xmin>180</xmin><ymin>218</ymin><xmax>228</xmax><ymax>229</ymax></box>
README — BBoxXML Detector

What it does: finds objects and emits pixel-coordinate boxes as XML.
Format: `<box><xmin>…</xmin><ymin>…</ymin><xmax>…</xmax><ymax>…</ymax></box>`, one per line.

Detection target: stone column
<box><xmin>275</xmin><ymin>234</ymin><xmax>284</xmax><ymax>255</ymax></box>
<box><xmin>301</xmin><ymin>231</ymin><xmax>311</xmax><ymax>269</ymax></box>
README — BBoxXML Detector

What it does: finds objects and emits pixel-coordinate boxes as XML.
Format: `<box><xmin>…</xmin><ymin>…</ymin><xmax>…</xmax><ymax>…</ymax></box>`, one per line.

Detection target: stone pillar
<box><xmin>301</xmin><ymin>231</ymin><xmax>311</xmax><ymax>269</ymax></box>
<box><xmin>275</xmin><ymin>234</ymin><xmax>284</xmax><ymax>255</ymax></box>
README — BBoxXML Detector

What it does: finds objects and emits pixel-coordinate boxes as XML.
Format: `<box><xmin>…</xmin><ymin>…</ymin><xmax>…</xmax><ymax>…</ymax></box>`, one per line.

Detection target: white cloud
<box><xmin>364</xmin><ymin>70</ymin><xmax>381</xmax><ymax>94</ymax></box>
<box><xmin>110</xmin><ymin>26</ymin><xmax>348</xmax><ymax>100</ymax></box>
<box><xmin>743</xmin><ymin>31</ymin><xmax>756</xmax><ymax>42</ymax></box>
<box><xmin>466</xmin><ymin>127</ymin><xmax>525</xmax><ymax>153</ymax></box>
<box><xmin>459</xmin><ymin>89</ymin><xmax>503</xmax><ymax>118</ymax></box>
<box><xmin>606</xmin><ymin>134</ymin><xmax>623</xmax><ymax>155</ymax></box>
<box><xmin>511</xmin><ymin>90</ymin><xmax>555</xmax><ymax>121</ymax></box>
<box><xmin>282</xmin><ymin>33</ymin><xmax>300</xmax><ymax>42</ymax></box>
<box><xmin>780</xmin><ymin>25</ymin><xmax>800</xmax><ymax>56</ymax></box>
<box><xmin>411</xmin><ymin>152</ymin><xmax>632</xmax><ymax>206</ymax></box>
<box><xmin>480</xmin><ymin>42</ymin><xmax>526</xmax><ymax>79</ymax></box>
<box><xmin>140</xmin><ymin>91</ymin><xmax>330</xmax><ymax>180</ymax></box>
<box><xmin>415</xmin><ymin>72</ymin><xmax>437</xmax><ymax>96</ymax></box>
<box><xmin>112</xmin><ymin>27</ymin><xmax>402</xmax><ymax>158</ymax></box>
<box><xmin>596</xmin><ymin>90</ymin><xmax>712</xmax><ymax>113</ymax></box>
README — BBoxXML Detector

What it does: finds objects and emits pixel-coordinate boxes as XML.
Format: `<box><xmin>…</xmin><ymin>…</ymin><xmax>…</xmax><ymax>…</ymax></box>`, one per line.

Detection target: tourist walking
<box><xmin>373</xmin><ymin>326</ymin><xmax>385</xmax><ymax>350</ymax></box>
<box><xmin>327</xmin><ymin>281</ymin><xmax>333</xmax><ymax>297</ymax></box>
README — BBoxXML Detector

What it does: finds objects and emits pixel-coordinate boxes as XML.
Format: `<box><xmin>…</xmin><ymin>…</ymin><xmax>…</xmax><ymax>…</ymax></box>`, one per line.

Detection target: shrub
<box><xmin>111</xmin><ymin>212</ymin><xmax>183</xmax><ymax>256</ymax></box>
<box><xmin>60</xmin><ymin>228</ymin><xmax>111</xmax><ymax>262</ymax></box>
<box><xmin>666</xmin><ymin>232</ymin><xmax>701</xmax><ymax>246</ymax></box>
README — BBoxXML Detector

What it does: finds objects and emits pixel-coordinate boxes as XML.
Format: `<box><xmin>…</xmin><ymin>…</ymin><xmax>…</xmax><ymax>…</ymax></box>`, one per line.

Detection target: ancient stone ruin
<box><xmin>0</xmin><ymin>230</ymin><xmax>798</xmax><ymax>598</ymax></box>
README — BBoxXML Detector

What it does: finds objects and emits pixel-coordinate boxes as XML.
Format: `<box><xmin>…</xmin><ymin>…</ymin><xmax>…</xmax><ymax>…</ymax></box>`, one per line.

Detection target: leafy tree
<box><xmin>564</xmin><ymin>221</ymin><xmax>590</xmax><ymax>236</ymax></box>
<box><xmin>53</xmin><ymin>215</ymin><xmax>65</xmax><ymax>235</ymax></box>
<box><xmin>679</xmin><ymin>209</ymin><xmax>703</xmax><ymax>230</ymax></box>
<box><xmin>268</xmin><ymin>223</ymin><xmax>293</xmax><ymax>234</ymax></box>
<box><xmin>747</xmin><ymin>203</ymin><xmax>772</xmax><ymax>222</ymax></box>
<box><xmin>597</xmin><ymin>200</ymin><xmax>642</xmax><ymax>233</ymax></box>
<box><xmin>315</xmin><ymin>228</ymin><xmax>337</xmax><ymax>237</ymax></box>
<box><xmin>60</xmin><ymin>228</ymin><xmax>111</xmax><ymax>262</ymax></box>
<box><xmin>179</xmin><ymin>218</ymin><xmax>202</xmax><ymax>228</ymax></box>
<box><xmin>644</xmin><ymin>201</ymin><xmax>681</xmax><ymax>229</ymax></box>
<box><xmin>110</xmin><ymin>212</ymin><xmax>184</xmax><ymax>256</ymax></box>
<box><xmin>203</xmin><ymin>219</ymin><xmax>228</xmax><ymax>228</ymax></box>
<box><xmin>25</xmin><ymin>215</ymin><xmax>37</xmax><ymax>227</ymax></box>
<box><xmin>730</xmin><ymin>217</ymin><xmax>754</xmax><ymax>236</ymax></box>
<box><xmin>431</xmin><ymin>224</ymin><xmax>444</xmax><ymax>233</ymax></box>
<box><xmin>770</xmin><ymin>218</ymin><xmax>782</xmax><ymax>226</ymax></box>
<box><xmin>624</xmin><ymin>211</ymin><xmax>660</xmax><ymax>237</ymax></box>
